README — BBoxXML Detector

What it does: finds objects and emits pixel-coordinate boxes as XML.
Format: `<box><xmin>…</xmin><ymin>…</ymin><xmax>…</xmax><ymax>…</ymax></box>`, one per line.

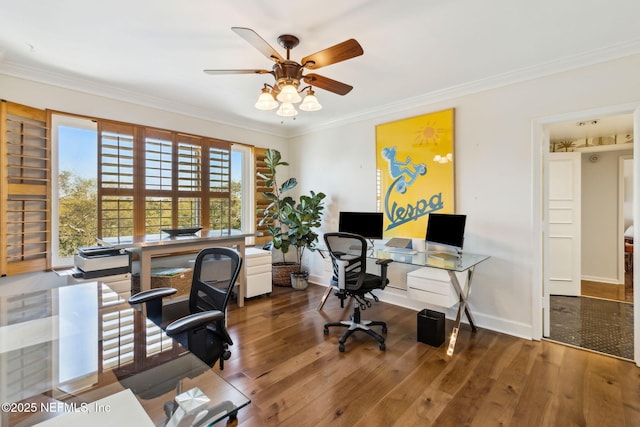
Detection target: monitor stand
<box><xmin>427</xmin><ymin>246</ymin><xmax>462</xmax><ymax>261</ymax></box>
<box><xmin>428</xmin><ymin>252</ymin><xmax>459</xmax><ymax>261</ymax></box>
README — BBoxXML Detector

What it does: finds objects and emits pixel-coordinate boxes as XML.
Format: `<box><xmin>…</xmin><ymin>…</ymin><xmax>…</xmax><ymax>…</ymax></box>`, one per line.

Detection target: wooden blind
<box><xmin>175</xmin><ymin>135</ymin><xmax>202</xmax><ymax>228</ymax></box>
<box><xmin>0</xmin><ymin>100</ymin><xmax>235</xmax><ymax>276</ymax></box>
<box><xmin>98</xmin><ymin>122</ymin><xmax>136</xmax><ymax>238</ymax></box>
<box><xmin>143</xmin><ymin>129</ymin><xmax>174</xmax><ymax>233</ymax></box>
<box><xmin>254</xmin><ymin>147</ymin><xmax>271</xmax><ymax>244</ymax></box>
<box><xmin>208</xmin><ymin>143</ymin><xmax>231</xmax><ymax>231</ymax></box>
<box><xmin>0</xmin><ymin>101</ymin><xmax>50</xmax><ymax>275</ymax></box>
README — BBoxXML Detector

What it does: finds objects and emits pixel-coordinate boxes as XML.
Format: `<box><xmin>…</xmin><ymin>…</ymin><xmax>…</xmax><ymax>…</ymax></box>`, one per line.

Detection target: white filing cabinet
<box><xmin>406</xmin><ymin>267</ymin><xmax>467</xmax><ymax>308</ymax></box>
<box><xmin>245</xmin><ymin>247</ymin><xmax>272</xmax><ymax>298</ymax></box>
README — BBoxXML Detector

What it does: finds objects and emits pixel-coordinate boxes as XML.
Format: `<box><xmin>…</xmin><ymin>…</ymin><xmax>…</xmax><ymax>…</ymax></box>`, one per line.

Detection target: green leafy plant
<box><xmin>258</xmin><ymin>149</ymin><xmax>326</xmax><ymax>272</ymax></box>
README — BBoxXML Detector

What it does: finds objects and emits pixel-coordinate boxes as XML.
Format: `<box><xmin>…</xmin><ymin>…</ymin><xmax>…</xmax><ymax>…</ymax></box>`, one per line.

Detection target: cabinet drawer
<box><xmin>408</xmin><ymin>286</ymin><xmax>458</xmax><ymax>308</ymax></box>
<box><xmin>247</xmin><ymin>271</ymin><xmax>272</xmax><ymax>298</ymax></box>
<box><xmin>245</xmin><ymin>248</ymin><xmax>272</xmax><ymax>267</ymax></box>
<box><xmin>248</xmin><ymin>263</ymin><xmax>272</xmax><ymax>276</ymax></box>
<box><xmin>407</xmin><ymin>267</ymin><xmax>467</xmax><ymax>308</ymax></box>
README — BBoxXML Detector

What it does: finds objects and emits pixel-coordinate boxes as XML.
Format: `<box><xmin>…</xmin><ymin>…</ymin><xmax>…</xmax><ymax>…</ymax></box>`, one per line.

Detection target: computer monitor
<box><xmin>425</xmin><ymin>213</ymin><xmax>467</xmax><ymax>256</ymax></box>
<box><xmin>338</xmin><ymin>212</ymin><xmax>384</xmax><ymax>240</ymax></box>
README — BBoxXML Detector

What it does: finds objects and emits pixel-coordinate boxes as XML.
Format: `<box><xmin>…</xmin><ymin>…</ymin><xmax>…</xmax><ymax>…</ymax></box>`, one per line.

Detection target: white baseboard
<box><xmin>581</xmin><ymin>274</ymin><xmax>623</xmax><ymax>285</ymax></box>
<box><xmin>308</xmin><ymin>278</ymin><xmax>534</xmax><ymax>341</ymax></box>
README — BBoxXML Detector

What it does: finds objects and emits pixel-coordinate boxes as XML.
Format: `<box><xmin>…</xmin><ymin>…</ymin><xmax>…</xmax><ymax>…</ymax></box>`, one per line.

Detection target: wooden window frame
<box><xmin>1</xmin><ymin>102</ymin><xmax>241</xmax><ymax>276</ymax></box>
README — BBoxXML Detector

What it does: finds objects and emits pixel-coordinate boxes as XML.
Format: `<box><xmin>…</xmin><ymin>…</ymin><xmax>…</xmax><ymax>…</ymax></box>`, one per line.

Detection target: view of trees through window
<box><xmin>56</xmin><ymin>122</ymin><xmax>244</xmax><ymax>260</ymax></box>
<box><xmin>57</xmin><ymin>125</ymin><xmax>98</xmax><ymax>259</ymax></box>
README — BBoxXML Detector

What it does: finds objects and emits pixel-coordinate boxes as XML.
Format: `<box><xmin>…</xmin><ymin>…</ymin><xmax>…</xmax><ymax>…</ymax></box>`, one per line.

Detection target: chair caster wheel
<box><xmin>324</xmin><ymin>327</ymin><xmax>329</xmax><ymax>335</ymax></box>
<box><xmin>339</xmin><ymin>343</ymin><xmax>345</xmax><ymax>352</ymax></box>
<box><xmin>222</xmin><ymin>350</ymin><xmax>231</xmax><ymax>360</ymax></box>
<box><xmin>379</xmin><ymin>343</ymin><xmax>386</xmax><ymax>351</ymax></box>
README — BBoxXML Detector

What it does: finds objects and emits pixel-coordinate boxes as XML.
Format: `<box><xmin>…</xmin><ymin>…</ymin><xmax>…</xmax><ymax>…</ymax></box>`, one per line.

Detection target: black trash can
<box><xmin>417</xmin><ymin>309</ymin><xmax>445</xmax><ymax>347</ymax></box>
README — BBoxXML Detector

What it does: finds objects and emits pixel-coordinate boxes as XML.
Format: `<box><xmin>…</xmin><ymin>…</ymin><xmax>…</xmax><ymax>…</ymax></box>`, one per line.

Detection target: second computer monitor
<box><xmin>338</xmin><ymin>212</ymin><xmax>384</xmax><ymax>240</ymax></box>
<box><xmin>425</xmin><ymin>213</ymin><xmax>467</xmax><ymax>255</ymax></box>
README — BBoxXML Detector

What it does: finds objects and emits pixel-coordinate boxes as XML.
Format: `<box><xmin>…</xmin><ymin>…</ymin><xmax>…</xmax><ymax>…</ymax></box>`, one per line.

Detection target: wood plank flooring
<box><xmin>581</xmin><ymin>270</ymin><xmax>633</xmax><ymax>303</ymax></box>
<box><xmin>221</xmin><ymin>284</ymin><xmax>640</xmax><ymax>426</ymax></box>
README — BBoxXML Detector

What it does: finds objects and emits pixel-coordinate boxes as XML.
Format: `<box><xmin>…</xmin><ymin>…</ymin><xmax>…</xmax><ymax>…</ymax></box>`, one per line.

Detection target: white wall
<box><xmin>4</xmin><ymin>54</ymin><xmax>640</xmax><ymax>344</ymax></box>
<box><xmin>581</xmin><ymin>150</ymin><xmax>632</xmax><ymax>284</ymax></box>
<box><xmin>291</xmin><ymin>53</ymin><xmax>640</xmax><ymax>340</ymax></box>
<box><xmin>624</xmin><ymin>157</ymin><xmax>634</xmax><ymax>229</ymax></box>
<box><xmin>0</xmin><ymin>74</ymin><xmax>288</xmax><ymax>154</ymax></box>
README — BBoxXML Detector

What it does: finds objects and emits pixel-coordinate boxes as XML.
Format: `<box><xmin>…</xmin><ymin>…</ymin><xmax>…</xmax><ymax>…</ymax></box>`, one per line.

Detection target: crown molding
<box><xmin>0</xmin><ymin>61</ymin><xmax>290</xmax><ymax>138</ymax></box>
<box><xmin>3</xmin><ymin>37</ymin><xmax>640</xmax><ymax>140</ymax></box>
<box><xmin>288</xmin><ymin>38</ymin><xmax>640</xmax><ymax>138</ymax></box>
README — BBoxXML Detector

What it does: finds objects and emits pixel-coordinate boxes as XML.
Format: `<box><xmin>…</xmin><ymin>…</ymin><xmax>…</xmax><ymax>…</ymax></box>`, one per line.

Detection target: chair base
<box><xmin>324</xmin><ymin>305</ymin><xmax>387</xmax><ymax>352</ymax></box>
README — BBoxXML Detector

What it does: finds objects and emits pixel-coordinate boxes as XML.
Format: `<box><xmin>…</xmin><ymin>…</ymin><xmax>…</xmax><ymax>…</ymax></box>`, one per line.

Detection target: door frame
<box><xmin>532</xmin><ymin>102</ymin><xmax>640</xmax><ymax>367</ymax></box>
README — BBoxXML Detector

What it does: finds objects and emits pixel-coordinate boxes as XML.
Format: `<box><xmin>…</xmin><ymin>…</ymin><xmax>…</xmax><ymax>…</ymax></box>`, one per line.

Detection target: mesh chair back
<box><xmin>324</xmin><ymin>232</ymin><xmax>368</xmax><ymax>290</ymax></box>
<box><xmin>189</xmin><ymin>247</ymin><xmax>242</xmax><ymax>314</ymax></box>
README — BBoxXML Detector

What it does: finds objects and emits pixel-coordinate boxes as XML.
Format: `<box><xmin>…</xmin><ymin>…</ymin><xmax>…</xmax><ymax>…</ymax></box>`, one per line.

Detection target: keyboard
<box><xmin>383</xmin><ymin>246</ymin><xmax>418</xmax><ymax>255</ymax></box>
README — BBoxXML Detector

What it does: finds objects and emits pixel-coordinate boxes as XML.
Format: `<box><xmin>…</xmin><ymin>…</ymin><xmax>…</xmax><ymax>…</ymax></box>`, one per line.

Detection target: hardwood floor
<box><xmin>221</xmin><ymin>284</ymin><xmax>640</xmax><ymax>426</ymax></box>
<box><xmin>581</xmin><ymin>270</ymin><xmax>633</xmax><ymax>303</ymax></box>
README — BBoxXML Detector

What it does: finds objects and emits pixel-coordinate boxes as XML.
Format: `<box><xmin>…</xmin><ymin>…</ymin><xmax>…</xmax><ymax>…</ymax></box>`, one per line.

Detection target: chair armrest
<box><xmin>376</xmin><ymin>258</ymin><xmax>393</xmax><ymax>284</ymax></box>
<box><xmin>165</xmin><ymin>310</ymin><xmax>224</xmax><ymax>336</ymax></box>
<box><xmin>128</xmin><ymin>287</ymin><xmax>177</xmax><ymax>305</ymax></box>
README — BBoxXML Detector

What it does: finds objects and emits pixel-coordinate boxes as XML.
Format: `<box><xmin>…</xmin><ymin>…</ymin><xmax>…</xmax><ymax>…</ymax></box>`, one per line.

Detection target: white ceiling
<box><xmin>2</xmin><ymin>0</ymin><xmax>640</xmax><ymax>137</ymax></box>
<box><xmin>548</xmin><ymin>113</ymin><xmax>634</xmax><ymax>141</ymax></box>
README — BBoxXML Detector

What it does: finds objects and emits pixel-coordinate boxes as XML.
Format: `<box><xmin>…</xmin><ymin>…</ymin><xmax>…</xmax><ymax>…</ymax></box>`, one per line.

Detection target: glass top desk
<box><xmin>318</xmin><ymin>243</ymin><xmax>490</xmax><ymax>356</ymax></box>
<box><xmin>0</xmin><ymin>281</ymin><xmax>250</xmax><ymax>426</ymax></box>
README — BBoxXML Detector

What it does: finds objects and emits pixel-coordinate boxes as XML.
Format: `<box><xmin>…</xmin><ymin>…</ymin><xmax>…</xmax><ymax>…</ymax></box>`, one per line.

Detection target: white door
<box><xmin>548</xmin><ymin>152</ymin><xmax>582</xmax><ymax>297</ymax></box>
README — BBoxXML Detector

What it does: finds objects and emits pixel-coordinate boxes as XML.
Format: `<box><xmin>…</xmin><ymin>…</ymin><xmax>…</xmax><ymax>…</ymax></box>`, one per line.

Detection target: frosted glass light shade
<box><xmin>276</xmin><ymin>84</ymin><xmax>302</xmax><ymax>103</ymax></box>
<box><xmin>276</xmin><ymin>102</ymin><xmax>298</xmax><ymax>117</ymax></box>
<box><xmin>299</xmin><ymin>90</ymin><xmax>322</xmax><ymax>111</ymax></box>
<box><xmin>255</xmin><ymin>90</ymin><xmax>278</xmax><ymax>110</ymax></box>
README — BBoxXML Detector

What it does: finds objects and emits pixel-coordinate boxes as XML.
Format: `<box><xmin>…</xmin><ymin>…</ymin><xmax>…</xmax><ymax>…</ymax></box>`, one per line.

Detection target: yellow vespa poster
<box><xmin>375</xmin><ymin>108</ymin><xmax>455</xmax><ymax>238</ymax></box>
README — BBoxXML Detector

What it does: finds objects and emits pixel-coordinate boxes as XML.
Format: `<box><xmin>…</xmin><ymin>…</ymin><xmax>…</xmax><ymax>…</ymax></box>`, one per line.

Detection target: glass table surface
<box><xmin>0</xmin><ymin>281</ymin><xmax>250</xmax><ymax>426</ymax></box>
<box><xmin>318</xmin><ymin>242</ymin><xmax>489</xmax><ymax>271</ymax></box>
<box><xmin>371</xmin><ymin>246</ymin><xmax>489</xmax><ymax>271</ymax></box>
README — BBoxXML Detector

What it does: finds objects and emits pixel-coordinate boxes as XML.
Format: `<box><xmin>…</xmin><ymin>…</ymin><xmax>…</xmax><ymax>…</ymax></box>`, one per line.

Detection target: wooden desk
<box><xmin>100</xmin><ymin>230</ymin><xmax>252</xmax><ymax>307</ymax></box>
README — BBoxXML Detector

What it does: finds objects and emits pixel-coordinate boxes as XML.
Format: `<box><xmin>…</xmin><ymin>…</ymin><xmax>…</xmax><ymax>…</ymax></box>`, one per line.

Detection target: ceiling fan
<box><xmin>204</xmin><ymin>27</ymin><xmax>364</xmax><ymax>116</ymax></box>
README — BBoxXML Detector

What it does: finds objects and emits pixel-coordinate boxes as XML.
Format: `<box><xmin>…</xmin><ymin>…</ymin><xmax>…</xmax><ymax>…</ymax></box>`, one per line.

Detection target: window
<box><xmin>51</xmin><ymin>115</ymin><xmax>240</xmax><ymax>267</ymax></box>
<box><xmin>98</xmin><ymin>122</ymin><xmax>135</xmax><ymax>239</ymax></box>
<box><xmin>52</xmin><ymin>114</ymin><xmax>98</xmax><ymax>267</ymax></box>
<box><xmin>232</xmin><ymin>144</ymin><xmax>254</xmax><ymax>239</ymax></box>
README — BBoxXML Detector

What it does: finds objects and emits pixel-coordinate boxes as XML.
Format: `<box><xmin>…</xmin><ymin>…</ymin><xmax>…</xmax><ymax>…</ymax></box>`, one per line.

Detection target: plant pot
<box><xmin>272</xmin><ymin>262</ymin><xmax>299</xmax><ymax>287</ymax></box>
<box><xmin>291</xmin><ymin>271</ymin><xmax>309</xmax><ymax>290</ymax></box>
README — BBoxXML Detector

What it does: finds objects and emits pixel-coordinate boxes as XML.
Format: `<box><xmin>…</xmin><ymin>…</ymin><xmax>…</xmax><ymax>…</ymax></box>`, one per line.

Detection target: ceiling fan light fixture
<box><xmin>299</xmin><ymin>88</ymin><xmax>322</xmax><ymax>111</ymax></box>
<box><xmin>255</xmin><ymin>87</ymin><xmax>278</xmax><ymax>110</ymax></box>
<box><xmin>206</xmin><ymin>28</ymin><xmax>363</xmax><ymax>120</ymax></box>
<box><xmin>276</xmin><ymin>102</ymin><xmax>298</xmax><ymax>117</ymax></box>
<box><xmin>276</xmin><ymin>83</ymin><xmax>302</xmax><ymax>103</ymax></box>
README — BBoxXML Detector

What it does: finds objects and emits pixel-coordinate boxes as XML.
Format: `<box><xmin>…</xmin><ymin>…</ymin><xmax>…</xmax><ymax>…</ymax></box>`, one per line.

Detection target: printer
<box><xmin>73</xmin><ymin>246</ymin><xmax>132</xmax><ymax>279</ymax></box>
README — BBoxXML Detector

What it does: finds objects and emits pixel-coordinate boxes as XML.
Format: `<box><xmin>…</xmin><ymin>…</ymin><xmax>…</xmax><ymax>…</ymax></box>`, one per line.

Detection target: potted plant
<box><xmin>286</xmin><ymin>190</ymin><xmax>326</xmax><ymax>289</ymax></box>
<box><xmin>258</xmin><ymin>149</ymin><xmax>326</xmax><ymax>289</ymax></box>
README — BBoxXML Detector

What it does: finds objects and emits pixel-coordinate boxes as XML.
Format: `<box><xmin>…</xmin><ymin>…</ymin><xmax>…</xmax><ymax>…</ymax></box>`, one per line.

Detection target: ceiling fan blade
<box><xmin>203</xmin><ymin>69</ymin><xmax>271</xmax><ymax>75</ymax></box>
<box><xmin>231</xmin><ymin>27</ymin><xmax>285</xmax><ymax>63</ymax></box>
<box><xmin>301</xmin><ymin>39</ymin><xmax>363</xmax><ymax>70</ymax></box>
<box><xmin>303</xmin><ymin>73</ymin><xmax>353</xmax><ymax>95</ymax></box>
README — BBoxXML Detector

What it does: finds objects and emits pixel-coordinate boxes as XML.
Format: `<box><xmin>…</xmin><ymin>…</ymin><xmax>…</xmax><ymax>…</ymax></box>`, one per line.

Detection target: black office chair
<box><xmin>128</xmin><ymin>247</ymin><xmax>242</xmax><ymax>370</ymax></box>
<box><xmin>323</xmin><ymin>232</ymin><xmax>392</xmax><ymax>352</ymax></box>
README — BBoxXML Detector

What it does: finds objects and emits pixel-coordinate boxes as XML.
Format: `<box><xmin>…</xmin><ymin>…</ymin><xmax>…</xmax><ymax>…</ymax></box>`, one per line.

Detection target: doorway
<box><xmin>542</xmin><ymin>112</ymin><xmax>635</xmax><ymax>360</ymax></box>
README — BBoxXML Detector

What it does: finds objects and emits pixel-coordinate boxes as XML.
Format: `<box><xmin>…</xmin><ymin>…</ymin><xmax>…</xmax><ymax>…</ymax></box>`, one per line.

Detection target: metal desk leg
<box><xmin>316</xmin><ymin>286</ymin><xmax>333</xmax><ymax>311</ymax></box>
<box><xmin>446</xmin><ymin>266</ymin><xmax>477</xmax><ymax>356</ymax></box>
